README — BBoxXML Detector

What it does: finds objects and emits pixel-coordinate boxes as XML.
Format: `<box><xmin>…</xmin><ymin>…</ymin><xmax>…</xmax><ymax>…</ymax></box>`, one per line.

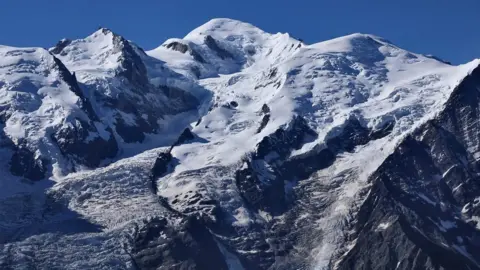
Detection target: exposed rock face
<box><xmin>50</xmin><ymin>39</ymin><xmax>72</xmax><ymax>55</ymax></box>
<box><xmin>51</xmin><ymin>57</ymin><xmax>98</xmax><ymax>121</ymax></box>
<box><xmin>159</xmin><ymin>85</ymin><xmax>200</xmax><ymax>114</ymax></box>
<box><xmin>237</xmin><ymin>115</ymin><xmax>395</xmax><ymax>217</ymax></box>
<box><xmin>0</xmin><ymin>46</ymin><xmax>120</xmax><ymax>179</ymax></box>
<box><xmin>52</xmin><ymin>28</ymin><xmax>202</xmax><ymax>145</ymax></box>
<box><xmin>335</xmin><ymin>66</ymin><xmax>480</xmax><ymax>270</ymax></box>
<box><xmin>165</xmin><ymin>41</ymin><xmax>190</xmax><ymax>54</ymax></box>
<box><xmin>131</xmin><ymin>216</ymin><xmax>229</xmax><ymax>270</ymax></box>
<box><xmin>51</xmin><ymin>56</ymin><xmax>119</xmax><ymax>168</ymax></box>
<box><xmin>164</xmin><ymin>40</ymin><xmax>206</xmax><ymax>63</ymax></box>
<box><xmin>10</xmin><ymin>142</ymin><xmax>48</xmax><ymax>180</ymax></box>
<box><xmin>172</xmin><ymin>128</ymin><xmax>195</xmax><ymax>148</ymax></box>
<box><xmin>204</xmin><ymin>35</ymin><xmax>234</xmax><ymax>60</ymax></box>
<box><xmin>52</xmin><ymin>121</ymin><xmax>118</xmax><ymax>168</ymax></box>
<box><xmin>236</xmin><ymin>116</ymin><xmax>318</xmax><ymax>215</ymax></box>
<box><xmin>151</xmin><ymin>151</ymin><xmax>173</xmax><ymax>182</ymax></box>
<box><xmin>256</xmin><ymin>104</ymin><xmax>271</xmax><ymax>133</ymax></box>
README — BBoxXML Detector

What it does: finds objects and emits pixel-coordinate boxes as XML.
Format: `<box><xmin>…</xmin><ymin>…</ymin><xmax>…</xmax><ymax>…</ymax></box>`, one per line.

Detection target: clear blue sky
<box><xmin>1</xmin><ymin>0</ymin><xmax>479</xmax><ymax>64</ymax></box>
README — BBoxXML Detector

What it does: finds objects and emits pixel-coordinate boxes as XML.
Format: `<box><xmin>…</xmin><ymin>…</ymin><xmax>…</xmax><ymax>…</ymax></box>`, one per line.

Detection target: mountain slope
<box><xmin>52</xmin><ymin>28</ymin><xmax>206</xmax><ymax>155</ymax></box>
<box><xmin>146</xmin><ymin>20</ymin><xmax>480</xmax><ymax>269</ymax></box>
<box><xmin>0</xmin><ymin>45</ymin><xmax>117</xmax><ymax>180</ymax></box>
<box><xmin>337</xmin><ymin>64</ymin><xmax>480</xmax><ymax>270</ymax></box>
<box><xmin>0</xmin><ymin>18</ymin><xmax>480</xmax><ymax>270</ymax></box>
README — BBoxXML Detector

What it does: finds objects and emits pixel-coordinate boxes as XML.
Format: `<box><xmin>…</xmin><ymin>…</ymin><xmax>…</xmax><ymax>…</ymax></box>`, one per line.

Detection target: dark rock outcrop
<box><xmin>10</xmin><ymin>143</ymin><xmax>48</xmax><ymax>181</ymax></box>
<box><xmin>110</xmin><ymin>30</ymin><xmax>150</xmax><ymax>87</ymax></box>
<box><xmin>131</xmin><ymin>216</ymin><xmax>229</xmax><ymax>270</ymax></box>
<box><xmin>52</xmin><ymin>121</ymin><xmax>118</xmax><ymax>168</ymax></box>
<box><xmin>236</xmin><ymin>116</ymin><xmax>318</xmax><ymax>215</ymax></box>
<box><xmin>204</xmin><ymin>35</ymin><xmax>234</xmax><ymax>60</ymax></box>
<box><xmin>325</xmin><ymin>116</ymin><xmax>393</xmax><ymax>152</ymax></box>
<box><xmin>256</xmin><ymin>114</ymin><xmax>270</xmax><ymax>133</ymax></box>
<box><xmin>237</xmin><ymin>114</ymin><xmax>395</xmax><ymax>217</ymax></box>
<box><xmin>164</xmin><ymin>41</ymin><xmax>206</xmax><ymax>63</ymax></box>
<box><xmin>159</xmin><ymin>85</ymin><xmax>200</xmax><ymax>114</ymax></box>
<box><xmin>50</xmin><ymin>56</ymin><xmax>119</xmax><ymax>167</ymax></box>
<box><xmin>151</xmin><ymin>152</ymin><xmax>173</xmax><ymax>181</ymax></box>
<box><xmin>49</xmin><ymin>39</ymin><xmax>72</xmax><ymax>55</ymax></box>
<box><xmin>164</xmin><ymin>41</ymin><xmax>189</xmax><ymax>54</ymax></box>
<box><xmin>256</xmin><ymin>104</ymin><xmax>271</xmax><ymax>133</ymax></box>
<box><xmin>150</xmin><ymin>151</ymin><xmax>173</xmax><ymax>194</ymax></box>
<box><xmin>335</xmin><ymin>65</ymin><xmax>480</xmax><ymax>270</ymax></box>
<box><xmin>172</xmin><ymin>128</ymin><xmax>195</xmax><ymax>149</ymax></box>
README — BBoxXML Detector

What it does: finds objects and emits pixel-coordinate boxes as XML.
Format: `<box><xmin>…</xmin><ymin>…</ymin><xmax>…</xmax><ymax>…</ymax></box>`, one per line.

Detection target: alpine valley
<box><xmin>1</xmin><ymin>19</ymin><xmax>480</xmax><ymax>270</ymax></box>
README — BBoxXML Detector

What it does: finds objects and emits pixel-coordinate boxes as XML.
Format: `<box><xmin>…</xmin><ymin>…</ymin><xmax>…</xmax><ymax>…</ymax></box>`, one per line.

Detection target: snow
<box><xmin>439</xmin><ymin>220</ymin><xmax>456</xmax><ymax>231</ymax></box>
<box><xmin>53</xmin><ymin>27</ymin><xmax>205</xmax><ymax>164</ymax></box>
<box><xmin>471</xmin><ymin>216</ymin><xmax>480</xmax><ymax>230</ymax></box>
<box><xmin>51</xmin><ymin>147</ymin><xmax>165</xmax><ymax>229</ymax></box>
<box><xmin>215</xmin><ymin>239</ymin><xmax>245</xmax><ymax>270</ymax></box>
<box><xmin>53</xmin><ymin>28</ymin><xmax>122</xmax><ymax>80</ymax></box>
<box><xmin>0</xmin><ymin>45</ymin><xmax>94</xmax><ymax>177</ymax></box>
<box><xmin>376</xmin><ymin>221</ymin><xmax>392</xmax><ymax>231</ymax></box>
<box><xmin>146</xmin><ymin>19</ymin><xmax>480</xmax><ymax>269</ymax></box>
<box><xmin>417</xmin><ymin>193</ymin><xmax>437</xmax><ymax>205</ymax></box>
<box><xmin>1</xmin><ymin>18</ymin><xmax>480</xmax><ymax>269</ymax></box>
<box><xmin>442</xmin><ymin>164</ymin><xmax>458</xmax><ymax>178</ymax></box>
<box><xmin>148</xmin><ymin>18</ymin><xmax>301</xmax><ymax>79</ymax></box>
<box><xmin>161</xmin><ymin>26</ymin><xmax>476</xmax><ymax>179</ymax></box>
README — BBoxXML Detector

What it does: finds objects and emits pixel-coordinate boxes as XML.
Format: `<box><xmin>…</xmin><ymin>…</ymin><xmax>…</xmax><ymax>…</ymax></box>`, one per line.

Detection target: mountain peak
<box><xmin>184</xmin><ymin>18</ymin><xmax>270</xmax><ymax>42</ymax></box>
<box><xmin>50</xmin><ymin>27</ymin><xmax>134</xmax><ymax>79</ymax></box>
<box><xmin>308</xmin><ymin>32</ymin><xmax>391</xmax><ymax>53</ymax></box>
<box><xmin>96</xmin><ymin>27</ymin><xmax>113</xmax><ymax>35</ymax></box>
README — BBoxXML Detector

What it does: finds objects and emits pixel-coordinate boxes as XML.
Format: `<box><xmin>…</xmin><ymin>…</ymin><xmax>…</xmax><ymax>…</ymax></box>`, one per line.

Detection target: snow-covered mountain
<box><xmin>1</xmin><ymin>18</ymin><xmax>480</xmax><ymax>269</ymax></box>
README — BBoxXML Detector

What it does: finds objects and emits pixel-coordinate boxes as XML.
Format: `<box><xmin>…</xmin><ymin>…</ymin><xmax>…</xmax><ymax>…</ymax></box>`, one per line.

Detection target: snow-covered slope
<box><xmin>52</xmin><ymin>28</ymin><xmax>205</xmax><ymax>156</ymax></box>
<box><xmin>1</xmin><ymin>18</ymin><xmax>480</xmax><ymax>270</ymax></box>
<box><xmin>0</xmin><ymin>28</ymin><xmax>207</xmax><ymax>182</ymax></box>
<box><xmin>146</xmin><ymin>19</ymin><xmax>480</xmax><ymax>269</ymax></box>
<box><xmin>0</xmin><ymin>45</ymin><xmax>117</xmax><ymax>179</ymax></box>
<box><xmin>148</xmin><ymin>18</ymin><xmax>302</xmax><ymax>79</ymax></box>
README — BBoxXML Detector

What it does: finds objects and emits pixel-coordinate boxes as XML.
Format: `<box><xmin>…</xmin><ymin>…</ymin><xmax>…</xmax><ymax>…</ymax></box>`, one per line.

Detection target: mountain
<box><xmin>0</xmin><ymin>18</ymin><xmax>480</xmax><ymax>269</ymax></box>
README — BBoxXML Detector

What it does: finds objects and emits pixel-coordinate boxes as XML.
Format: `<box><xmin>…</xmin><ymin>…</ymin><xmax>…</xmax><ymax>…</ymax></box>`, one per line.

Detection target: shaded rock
<box><xmin>114</xmin><ymin>115</ymin><xmax>149</xmax><ymax>143</ymax></box>
<box><xmin>131</xmin><ymin>216</ymin><xmax>229</xmax><ymax>270</ymax></box>
<box><xmin>112</xmin><ymin>32</ymin><xmax>150</xmax><ymax>87</ymax></box>
<box><xmin>229</xmin><ymin>101</ymin><xmax>238</xmax><ymax>108</ymax></box>
<box><xmin>164</xmin><ymin>41</ymin><xmax>189</xmax><ymax>54</ymax></box>
<box><xmin>236</xmin><ymin>116</ymin><xmax>318</xmax><ymax>215</ymax></box>
<box><xmin>255</xmin><ymin>116</ymin><xmax>317</xmax><ymax>160</ymax></box>
<box><xmin>204</xmin><ymin>35</ymin><xmax>234</xmax><ymax>60</ymax></box>
<box><xmin>10</xmin><ymin>144</ymin><xmax>48</xmax><ymax>181</ymax></box>
<box><xmin>335</xmin><ymin>64</ymin><xmax>480</xmax><ymax>270</ymax></box>
<box><xmin>52</xmin><ymin>120</ymin><xmax>118</xmax><ymax>168</ymax></box>
<box><xmin>159</xmin><ymin>85</ymin><xmax>200</xmax><ymax>113</ymax></box>
<box><xmin>164</xmin><ymin>41</ymin><xmax>205</xmax><ymax>63</ymax></box>
<box><xmin>49</xmin><ymin>39</ymin><xmax>72</xmax><ymax>55</ymax></box>
<box><xmin>172</xmin><ymin>128</ymin><xmax>195</xmax><ymax>148</ymax></box>
<box><xmin>261</xmin><ymin>104</ymin><xmax>270</xmax><ymax>114</ymax></box>
<box><xmin>256</xmin><ymin>114</ymin><xmax>270</xmax><ymax>134</ymax></box>
<box><xmin>52</xmin><ymin>56</ymin><xmax>98</xmax><ymax>121</ymax></box>
<box><xmin>151</xmin><ymin>152</ymin><xmax>173</xmax><ymax>181</ymax></box>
